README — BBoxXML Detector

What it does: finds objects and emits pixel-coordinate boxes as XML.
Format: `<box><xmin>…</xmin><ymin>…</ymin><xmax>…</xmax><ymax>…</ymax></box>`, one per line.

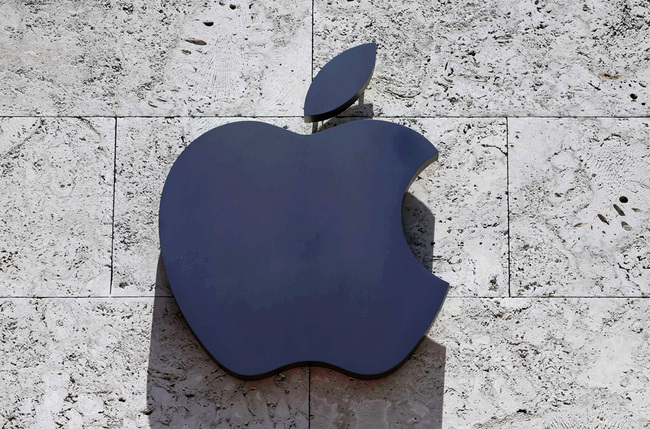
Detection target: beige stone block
<box><xmin>0</xmin><ymin>1</ymin><xmax>311</xmax><ymax>116</ymax></box>
<box><xmin>510</xmin><ymin>118</ymin><xmax>650</xmax><ymax>296</ymax></box>
<box><xmin>310</xmin><ymin>297</ymin><xmax>650</xmax><ymax>428</ymax></box>
<box><xmin>113</xmin><ymin>117</ymin><xmax>310</xmax><ymax>295</ymax></box>
<box><xmin>398</xmin><ymin>118</ymin><xmax>508</xmax><ymax>296</ymax></box>
<box><xmin>0</xmin><ymin>118</ymin><xmax>114</xmax><ymax>297</ymax></box>
<box><xmin>0</xmin><ymin>298</ymin><xmax>309</xmax><ymax>428</ymax></box>
<box><xmin>314</xmin><ymin>0</ymin><xmax>650</xmax><ymax>117</ymax></box>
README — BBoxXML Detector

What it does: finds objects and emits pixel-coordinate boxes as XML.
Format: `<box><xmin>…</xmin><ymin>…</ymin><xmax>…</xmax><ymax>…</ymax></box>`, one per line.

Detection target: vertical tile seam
<box><xmin>506</xmin><ymin>117</ymin><xmax>511</xmax><ymax>298</ymax></box>
<box><xmin>309</xmin><ymin>1</ymin><xmax>314</xmax><ymax>426</ymax></box>
<box><xmin>109</xmin><ymin>117</ymin><xmax>118</xmax><ymax>295</ymax></box>
<box><xmin>311</xmin><ymin>0</ymin><xmax>314</xmax><ymax>82</ymax></box>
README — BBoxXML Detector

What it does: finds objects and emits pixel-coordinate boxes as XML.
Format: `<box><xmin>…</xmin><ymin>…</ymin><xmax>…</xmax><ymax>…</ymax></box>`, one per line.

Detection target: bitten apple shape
<box><xmin>159</xmin><ymin>44</ymin><xmax>449</xmax><ymax>379</ymax></box>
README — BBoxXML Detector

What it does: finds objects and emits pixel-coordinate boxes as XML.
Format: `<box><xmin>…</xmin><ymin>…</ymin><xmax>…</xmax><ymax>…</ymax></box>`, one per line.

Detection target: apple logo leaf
<box><xmin>304</xmin><ymin>43</ymin><xmax>376</xmax><ymax>122</ymax></box>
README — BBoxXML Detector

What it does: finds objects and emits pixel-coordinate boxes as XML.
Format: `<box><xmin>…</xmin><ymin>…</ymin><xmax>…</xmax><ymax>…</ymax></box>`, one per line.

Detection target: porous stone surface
<box><xmin>0</xmin><ymin>298</ymin><xmax>152</xmax><ymax>428</ymax></box>
<box><xmin>0</xmin><ymin>0</ymin><xmax>311</xmax><ymax>116</ymax></box>
<box><xmin>148</xmin><ymin>297</ymin><xmax>309</xmax><ymax>428</ymax></box>
<box><xmin>310</xmin><ymin>297</ymin><xmax>650</xmax><ymax>428</ymax></box>
<box><xmin>113</xmin><ymin>118</ymin><xmax>310</xmax><ymax>296</ymax></box>
<box><xmin>398</xmin><ymin>118</ymin><xmax>509</xmax><ymax>296</ymax></box>
<box><xmin>0</xmin><ymin>118</ymin><xmax>114</xmax><ymax>297</ymax></box>
<box><xmin>510</xmin><ymin>118</ymin><xmax>650</xmax><ymax>296</ymax></box>
<box><xmin>0</xmin><ymin>298</ymin><xmax>309</xmax><ymax>429</ymax></box>
<box><xmin>3</xmin><ymin>0</ymin><xmax>650</xmax><ymax>427</ymax></box>
<box><xmin>314</xmin><ymin>0</ymin><xmax>650</xmax><ymax>117</ymax></box>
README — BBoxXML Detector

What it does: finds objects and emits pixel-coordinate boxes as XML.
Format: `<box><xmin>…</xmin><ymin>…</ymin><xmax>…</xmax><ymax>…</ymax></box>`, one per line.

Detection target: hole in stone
<box><xmin>613</xmin><ymin>204</ymin><xmax>625</xmax><ymax>216</ymax></box>
<box><xmin>230</xmin><ymin>4</ymin><xmax>237</xmax><ymax>9</ymax></box>
<box><xmin>619</xmin><ymin>196</ymin><xmax>628</xmax><ymax>203</ymax></box>
<box><xmin>630</xmin><ymin>93</ymin><xmax>638</xmax><ymax>100</ymax></box>
<box><xmin>203</xmin><ymin>21</ymin><xmax>214</xmax><ymax>26</ymax></box>
<box><xmin>185</xmin><ymin>39</ymin><xmax>207</xmax><ymax>45</ymax></box>
<box><xmin>597</xmin><ymin>214</ymin><xmax>609</xmax><ymax>225</ymax></box>
<box><xmin>621</xmin><ymin>221</ymin><xmax>632</xmax><ymax>231</ymax></box>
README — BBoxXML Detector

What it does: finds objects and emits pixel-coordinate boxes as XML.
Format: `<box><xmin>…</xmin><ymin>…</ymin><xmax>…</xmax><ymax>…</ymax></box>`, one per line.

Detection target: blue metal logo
<box><xmin>159</xmin><ymin>43</ymin><xmax>449</xmax><ymax>379</ymax></box>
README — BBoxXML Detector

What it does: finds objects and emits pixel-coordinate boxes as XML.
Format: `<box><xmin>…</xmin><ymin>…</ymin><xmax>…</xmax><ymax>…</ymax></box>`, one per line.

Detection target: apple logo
<box><xmin>159</xmin><ymin>43</ymin><xmax>449</xmax><ymax>379</ymax></box>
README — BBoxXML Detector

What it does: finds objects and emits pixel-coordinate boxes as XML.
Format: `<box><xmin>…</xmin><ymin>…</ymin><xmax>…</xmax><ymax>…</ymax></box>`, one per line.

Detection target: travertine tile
<box><xmin>0</xmin><ymin>1</ymin><xmax>311</xmax><ymax>116</ymax></box>
<box><xmin>0</xmin><ymin>298</ymin><xmax>309</xmax><ymax>428</ymax></box>
<box><xmin>116</xmin><ymin>117</ymin><xmax>506</xmax><ymax>297</ymax></box>
<box><xmin>398</xmin><ymin>118</ymin><xmax>508</xmax><ymax>296</ymax></box>
<box><xmin>310</xmin><ymin>297</ymin><xmax>650</xmax><ymax>428</ymax></box>
<box><xmin>113</xmin><ymin>117</ymin><xmax>310</xmax><ymax>296</ymax></box>
<box><xmin>314</xmin><ymin>0</ymin><xmax>650</xmax><ymax>117</ymax></box>
<box><xmin>0</xmin><ymin>118</ymin><xmax>114</xmax><ymax>297</ymax></box>
<box><xmin>510</xmin><ymin>118</ymin><xmax>650</xmax><ymax>296</ymax></box>
<box><xmin>148</xmin><ymin>298</ymin><xmax>309</xmax><ymax>428</ymax></box>
<box><xmin>0</xmin><ymin>299</ymin><xmax>151</xmax><ymax>428</ymax></box>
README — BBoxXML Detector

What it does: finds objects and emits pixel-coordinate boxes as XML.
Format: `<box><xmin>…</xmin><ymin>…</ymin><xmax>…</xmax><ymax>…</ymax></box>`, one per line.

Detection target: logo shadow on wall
<box><xmin>145</xmin><ymin>191</ymin><xmax>446</xmax><ymax>428</ymax></box>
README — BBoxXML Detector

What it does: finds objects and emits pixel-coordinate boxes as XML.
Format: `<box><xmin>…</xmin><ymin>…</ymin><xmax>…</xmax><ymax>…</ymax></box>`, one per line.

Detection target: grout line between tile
<box><xmin>508</xmin><ymin>296</ymin><xmax>650</xmax><ymax>299</ymax></box>
<box><xmin>455</xmin><ymin>295</ymin><xmax>650</xmax><ymax>299</ymax></box>
<box><xmin>311</xmin><ymin>0</ymin><xmax>314</xmax><ymax>82</ymax></box>
<box><xmin>0</xmin><ymin>296</ymin><xmax>170</xmax><ymax>299</ymax></box>
<box><xmin>2</xmin><ymin>115</ymin><xmax>649</xmax><ymax>119</ymax></box>
<box><xmin>109</xmin><ymin>117</ymin><xmax>118</xmax><ymax>295</ymax></box>
<box><xmin>0</xmin><ymin>295</ymin><xmax>646</xmax><ymax>299</ymax></box>
<box><xmin>506</xmin><ymin>117</ymin><xmax>511</xmax><ymax>298</ymax></box>
<box><xmin>432</xmin><ymin>295</ymin><xmax>650</xmax><ymax>299</ymax></box>
<box><xmin>309</xmin><ymin>2</ymin><xmax>314</xmax><ymax>426</ymax></box>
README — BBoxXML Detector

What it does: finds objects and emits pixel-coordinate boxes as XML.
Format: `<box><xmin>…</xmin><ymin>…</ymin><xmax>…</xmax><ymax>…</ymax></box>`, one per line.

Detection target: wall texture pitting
<box><xmin>0</xmin><ymin>0</ymin><xmax>648</xmax><ymax>427</ymax></box>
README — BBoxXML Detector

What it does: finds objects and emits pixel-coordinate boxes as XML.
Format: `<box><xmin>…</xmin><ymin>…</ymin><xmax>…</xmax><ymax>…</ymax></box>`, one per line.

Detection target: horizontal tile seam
<box><xmin>446</xmin><ymin>295</ymin><xmax>650</xmax><ymax>299</ymax></box>
<box><xmin>0</xmin><ymin>296</ymin><xmax>175</xmax><ymax>299</ymax></box>
<box><xmin>1</xmin><ymin>115</ymin><xmax>650</xmax><ymax>119</ymax></box>
<box><xmin>0</xmin><ymin>296</ymin><xmax>647</xmax><ymax>300</ymax></box>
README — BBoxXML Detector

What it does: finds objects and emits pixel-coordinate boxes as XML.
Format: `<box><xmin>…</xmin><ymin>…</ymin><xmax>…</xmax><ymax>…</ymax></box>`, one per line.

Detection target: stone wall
<box><xmin>0</xmin><ymin>0</ymin><xmax>648</xmax><ymax>427</ymax></box>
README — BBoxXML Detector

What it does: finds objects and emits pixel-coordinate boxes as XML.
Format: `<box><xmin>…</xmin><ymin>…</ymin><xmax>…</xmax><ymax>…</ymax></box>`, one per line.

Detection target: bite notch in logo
<box><xmin>159</xmin><ymin>43</ymin><xmax>449</xmax><ymax>379</ymax></box>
